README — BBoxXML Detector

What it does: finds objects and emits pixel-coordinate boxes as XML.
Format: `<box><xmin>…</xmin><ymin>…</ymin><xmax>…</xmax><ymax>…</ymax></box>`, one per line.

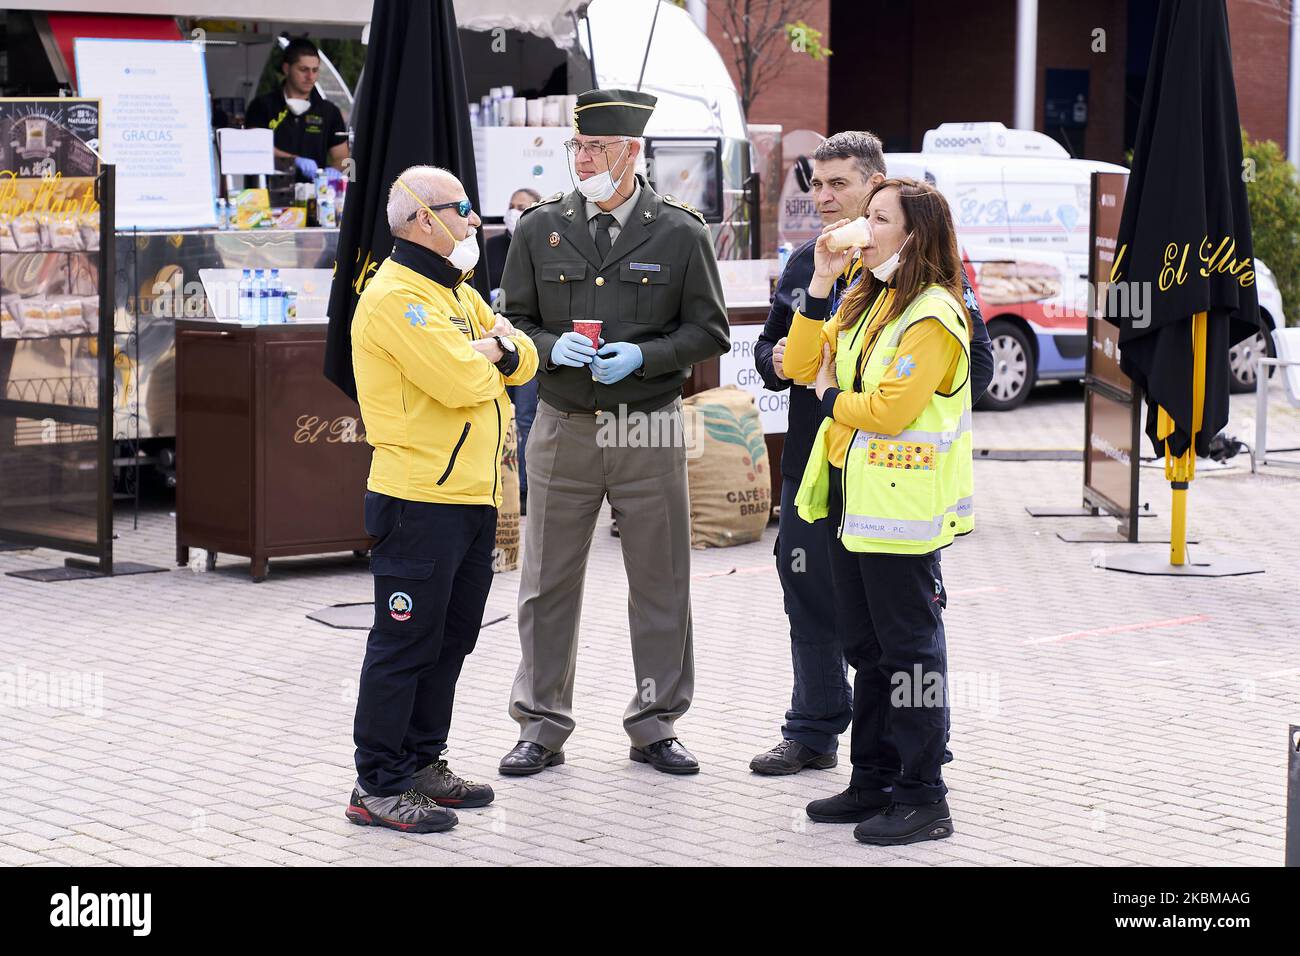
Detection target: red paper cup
<box><xmin>573</xmin><ymin>320</ymin><xmax>602</xmax><ymax>349</ymax></box>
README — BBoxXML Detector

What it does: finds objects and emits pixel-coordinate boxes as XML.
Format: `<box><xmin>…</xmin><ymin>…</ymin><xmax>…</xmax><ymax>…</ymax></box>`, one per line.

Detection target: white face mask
<box><xmin>285</xmin><ymin>97</ymin><xmax>311</xmax><ymax>116</ymax></box>
<box><xmin>503</xmin><ymin>207</ymin><xmax>523</xmax><ymax>235</ymax></box>
<box><xmin>870</xmin><ymin>232</ymin><xmax>913</xmax><ymax>282</ymax></box>
<box><xmin>396</xmin><ymin>178</ymin><xmax>481</xmax><ymax>273</ymax></box>
<box><xmin>575</xmin><ymin>140</ymin><xmax>631</xmax><ymax>203</ymax></box>
<box><xmin>443</xmin><ymin>229</ymin><xmax>480</xmax><ymax>272</ymax></box>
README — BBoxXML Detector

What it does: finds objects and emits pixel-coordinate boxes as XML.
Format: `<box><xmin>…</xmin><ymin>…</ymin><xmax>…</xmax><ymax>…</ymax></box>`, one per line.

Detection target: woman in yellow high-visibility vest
<box><xmin>783</xmin><ymin>178</ymin><xmax>974</xmax><ymax>846</ymax></box>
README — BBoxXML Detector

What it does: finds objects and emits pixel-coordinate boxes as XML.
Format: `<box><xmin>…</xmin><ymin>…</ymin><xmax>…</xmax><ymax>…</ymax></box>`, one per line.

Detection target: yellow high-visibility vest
<box><xmin>796</xmin><ymin>284</ymin><xmax>974</xmax><ymax>554</ymax></box>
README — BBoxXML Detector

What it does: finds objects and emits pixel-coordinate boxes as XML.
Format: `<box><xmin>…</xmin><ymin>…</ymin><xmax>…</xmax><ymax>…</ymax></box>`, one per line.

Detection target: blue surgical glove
<box><xmin>293</xmin><ymin>155</ymin><xmax>320</xmax><ymax>179</ymax></box>
<box><xmin>550</xmin><ymin>330</ymin><xmax>599</xmax><ymax>368</ymax></box>
<box><xmin>591</xmin><ymin>341</ymin><xmax>643</xmax><ymax>385</ymax></box>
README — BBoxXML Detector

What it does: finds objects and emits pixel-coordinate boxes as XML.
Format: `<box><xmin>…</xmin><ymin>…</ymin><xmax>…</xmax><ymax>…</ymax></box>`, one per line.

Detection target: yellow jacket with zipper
<box><xmin>352</xmin><ymin>248</ymin><xmax>538</xmax><ymax>507</ymax></box>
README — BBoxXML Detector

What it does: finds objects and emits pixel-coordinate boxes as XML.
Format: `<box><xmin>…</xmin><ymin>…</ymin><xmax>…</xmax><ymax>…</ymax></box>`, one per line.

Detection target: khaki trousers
<box><xmin>509</xmin><ymin>398</ymin><xmax>694</xmax><ymax>750</ymax></box>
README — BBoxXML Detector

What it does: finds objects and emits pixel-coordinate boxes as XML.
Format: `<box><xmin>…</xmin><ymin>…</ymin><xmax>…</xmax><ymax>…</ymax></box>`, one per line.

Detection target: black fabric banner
<box><xmin>323</xmin><ymin>0</ymin><xmax>486</xmax><ymax>401</ymax></box>
<box><xmin>1108</xmin><ymin>0</ymin><xmax>1261</xmax><ymax>459</ymax></box>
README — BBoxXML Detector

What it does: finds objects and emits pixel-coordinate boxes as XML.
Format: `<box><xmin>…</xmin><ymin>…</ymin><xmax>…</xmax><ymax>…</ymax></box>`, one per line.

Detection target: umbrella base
<box><xmin>1101</xmin><ymin>551</ymin><xmax>1264</xmax><ymax>577</ymax></box>
<box><xmin>1057</xmin><ymin>530</ymin><xmax>1196</xmax><ymax>544</ymax></box>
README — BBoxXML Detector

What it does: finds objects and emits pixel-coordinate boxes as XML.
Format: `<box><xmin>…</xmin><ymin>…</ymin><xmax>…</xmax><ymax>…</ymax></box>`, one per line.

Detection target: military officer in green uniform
<box><xmin>497</xmin><ymin>88</ymin><xmax>730</xmax><ymax>777</ymax></box>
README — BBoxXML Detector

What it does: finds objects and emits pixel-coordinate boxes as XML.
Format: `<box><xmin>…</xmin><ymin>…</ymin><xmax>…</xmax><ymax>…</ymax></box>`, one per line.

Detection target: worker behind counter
<box><xmin>245</xmin><ymin>37</ymin><xmax>350</xmax><ymax>184</ymax></box>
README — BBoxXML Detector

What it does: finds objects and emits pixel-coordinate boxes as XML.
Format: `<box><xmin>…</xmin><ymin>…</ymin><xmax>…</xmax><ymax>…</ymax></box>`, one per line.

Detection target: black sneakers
<box><xmin>805</xmin><ymin>786</ymin><xmax>892</xmax><ymax>823</ymax></box>
<box><xmin>413</xmin><ymin>759</ymin><xmax>495</xmax><ymax>808</ymax></box>
<box><xmin>750</xmin><ymin>739</ymin><xmax>838</xmax><ymax>776</ymax></box>
<box><xmin>345</xmin><ymin>785</ymin><xmax>458</xmax><ymax>833</ymax></box>
<box><xmin>853</xmin><ymin>799</ymin><xmax>954</xmax><ymax>845</ymax></box>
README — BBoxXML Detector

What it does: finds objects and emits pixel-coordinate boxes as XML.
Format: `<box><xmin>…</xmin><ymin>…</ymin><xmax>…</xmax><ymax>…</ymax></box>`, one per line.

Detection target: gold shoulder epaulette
<box><xmin>662</xmin><ymin>194</ymin><xmax>705</xmax><ymax>223</ymax></box>
<box><xmin>521</xmin><ymin>192</ymin><xmax>565</xmax><ymax>216</ymax></box>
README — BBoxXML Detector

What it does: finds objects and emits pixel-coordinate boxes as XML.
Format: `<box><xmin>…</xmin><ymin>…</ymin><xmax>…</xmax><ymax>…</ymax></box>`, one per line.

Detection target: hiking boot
<box><xmin>413</xmin><ymin>759</ymin><xmax>495</xmax><ymax>808</ymax></box>
<box><xmin>805</xmin><ymin>786</ymin><xmax>892</xmax><ymax>823</ymax></box>
<box><xmin>750</xmin><ymin>739</ymin><xmax>838</xmax><ymax>776</ymax></box>
<box><xmin>344</xmin><ymin>785</ymin><xmax>457</xmax><ymax>833</ymax></box>
<box><xmin>854</xmin><ymin>799</ymin><xmax>954</xmax><ymax>845</ymax></box>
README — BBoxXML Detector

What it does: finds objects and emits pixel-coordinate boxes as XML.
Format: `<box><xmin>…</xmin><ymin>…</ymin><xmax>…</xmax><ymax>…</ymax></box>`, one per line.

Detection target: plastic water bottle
<box><xmin>269</xmin><ymin>269</ymin><xmax>284</xmax><ymax>322</ymax></box>
<box><xmin>252</xmin><ymin>269</ymin><xmax>267</xmax><ymax>323</ymax></box>
<box><xmin>238</xmin><ymin>268</ymin><xmax>253</xmax><ymax>323</ymax></box>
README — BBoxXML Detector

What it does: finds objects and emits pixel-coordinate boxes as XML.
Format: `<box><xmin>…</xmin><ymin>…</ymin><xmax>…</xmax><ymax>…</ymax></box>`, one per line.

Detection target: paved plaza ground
<box><xmin>1</xmin><ymin>380</ymin><xmax>1298</xmax><ymax>866</ymax></box>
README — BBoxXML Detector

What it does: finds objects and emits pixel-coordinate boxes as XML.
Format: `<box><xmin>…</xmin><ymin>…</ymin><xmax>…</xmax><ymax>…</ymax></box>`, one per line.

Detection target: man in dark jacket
<box><xmin>750</xmin><ymin>131</ymin><xmax>994</xmax><ymax>779</ymax></box>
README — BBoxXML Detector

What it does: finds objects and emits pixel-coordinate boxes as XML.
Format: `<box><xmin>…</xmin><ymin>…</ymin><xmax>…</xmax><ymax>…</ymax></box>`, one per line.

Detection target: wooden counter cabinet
<box><xmin>174</xmin><ymin>319</ymin><xmax>372</xmax><ymax>581</ymax></box>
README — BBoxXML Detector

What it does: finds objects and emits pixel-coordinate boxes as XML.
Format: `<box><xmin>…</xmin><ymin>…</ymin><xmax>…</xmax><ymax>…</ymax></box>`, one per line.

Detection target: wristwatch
<box><xmin>493</xmin><ymin>334</ymin><xmax>516</xmax><ymax>354</ymax></box>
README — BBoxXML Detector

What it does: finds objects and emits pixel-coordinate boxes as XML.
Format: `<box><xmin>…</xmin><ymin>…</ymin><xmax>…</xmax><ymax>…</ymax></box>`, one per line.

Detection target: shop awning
<box><xmin>35</xmin><ymin>1</ymin><xmax>588</xmax><ymax>37</ymax></box>
<box><xmin>47</xmin><ymin>13</ymin><xmax>182</xmax><ymax>89</ymax></box>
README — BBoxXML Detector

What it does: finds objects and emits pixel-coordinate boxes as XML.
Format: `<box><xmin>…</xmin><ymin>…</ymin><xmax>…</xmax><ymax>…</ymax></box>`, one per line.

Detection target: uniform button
<box><xmin>595</xmin><ymin>276</ymin><xmax>605</xmax><ymax>286</ymax></box>
<box><xmin>559</xmin><ymin>274</ymin><xmax>566</xmax><ymax>282</ymax></box>
<box><xmin>641</xmin><ymin>276</ymin><xmax>649</xmax><ymax>284</ymax></box>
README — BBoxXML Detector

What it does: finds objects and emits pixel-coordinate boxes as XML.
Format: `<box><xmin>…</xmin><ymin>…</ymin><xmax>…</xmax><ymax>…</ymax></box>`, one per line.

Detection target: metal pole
<box><xmin>1288</xmin><ymin>724</ymin><xmax>1299</xmax><ymax>866</ymax></box>
<box><xmin>1014</xmin><ymin>0</ymin><xmax>1039</xmax><ymax>130</ymax></box>
<box><xmin>1289</xmin><ymin>0</ymin><xmax>1300</xmax><ymax>168</ymax></box>
<box><xmin>637</xmin><ymin>0</ymin><xmax>664</xmax><ymax>92</ymax></box>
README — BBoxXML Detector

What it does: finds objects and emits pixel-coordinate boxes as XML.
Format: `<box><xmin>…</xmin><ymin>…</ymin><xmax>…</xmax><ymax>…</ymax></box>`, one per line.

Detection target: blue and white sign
<box><xmin>75</xmin><ymin>39</ymin><xmax>217</xmax><ymax>229</ymax></box>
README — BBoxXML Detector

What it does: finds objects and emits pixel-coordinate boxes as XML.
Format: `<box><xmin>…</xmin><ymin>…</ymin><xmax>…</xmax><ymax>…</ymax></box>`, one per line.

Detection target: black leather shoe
<box><xmin>498</xmin><ymin>741</ymin><xmax>565</xmax><ymax>776</ymax></box>
<box><xmin>630</xmin><ymin>738</ymin><xmax>699</xmax><ymax>774</ymax></box>
<box><xmin>750</xmin><ymin>739</ymin><xmax>838</xmax><ymax>776</ymax></box>
<box><xmin>806</xmin><ymin>786</ymin><xmax>892</xmax><ymax>823</ymax></box>
<box><xmin>854</xmin><ymin>799</ymin><xmax>954</xmax><ymax>845</ymax></box>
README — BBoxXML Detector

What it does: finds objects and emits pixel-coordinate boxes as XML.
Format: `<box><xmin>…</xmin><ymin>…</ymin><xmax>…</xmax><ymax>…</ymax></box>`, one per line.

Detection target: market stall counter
<box><xmin>174</xmin><ymin>316</ymin><xmax>370</xmax><ymax>582</ymax></box>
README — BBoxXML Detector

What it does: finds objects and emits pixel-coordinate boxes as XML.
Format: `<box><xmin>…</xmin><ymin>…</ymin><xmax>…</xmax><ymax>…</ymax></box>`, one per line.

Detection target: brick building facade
<box><xmin>706</xmin><ymin>0</ymin><xmax>1296</xmax><ymax>164</ymax></box>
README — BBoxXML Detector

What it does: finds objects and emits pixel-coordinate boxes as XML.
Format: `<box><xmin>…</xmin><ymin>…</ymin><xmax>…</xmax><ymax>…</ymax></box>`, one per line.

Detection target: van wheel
<box><xmin>1228</xmin><ymin>315</ymin><xmax>1275</xmax><ymax>392</ymax></box>
<box><xmin>978</xmin><ymin>320</ymin><xmax>1036</xmax><ymax>411</ymax></box>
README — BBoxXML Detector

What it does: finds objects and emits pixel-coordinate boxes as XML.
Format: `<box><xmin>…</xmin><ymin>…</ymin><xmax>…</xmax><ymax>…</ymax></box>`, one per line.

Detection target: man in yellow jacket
<box><xmin>344</xmin><ymin>165</ymin><xmax>537</xmax><ymax>834</ymax></box>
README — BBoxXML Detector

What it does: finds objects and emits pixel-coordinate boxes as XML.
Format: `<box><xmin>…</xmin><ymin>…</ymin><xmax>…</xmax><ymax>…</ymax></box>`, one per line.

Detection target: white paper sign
<box><xmin>718</xmin><ymin>324</ymin><xmax>789</xmax><ymax>434</ymax></box>
<box><xmin>75</xmin><ymin>38</ymin><xmax>217</xmax><ymax>229</ymax></box>
<box><xmin>217</xmin><ymin>128</ymin><xmax>276</xmax><ymax>175</ymax></box>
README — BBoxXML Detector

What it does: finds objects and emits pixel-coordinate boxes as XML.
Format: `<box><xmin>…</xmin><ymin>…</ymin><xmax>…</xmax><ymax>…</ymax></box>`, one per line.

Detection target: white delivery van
<box><xmin>886</xmin><ymin>122</ymin><xmax>1285</xmax><ymax>409</ymax></box>
<box><xmin>458</xmin><ymin>0</ymin><xmax>754</xmax><ymax>259</ymax></box>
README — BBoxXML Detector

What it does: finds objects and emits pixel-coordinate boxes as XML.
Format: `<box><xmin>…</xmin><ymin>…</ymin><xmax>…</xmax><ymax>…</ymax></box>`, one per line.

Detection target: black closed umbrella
<box><xmin>324</xmin><ymin>0</ymin><xmax>486</xmax><ymax>402</ymax></box>
<box><xmin>1107</xmin><ymin>0</ymin><xmax>1261</xmax><ymax>570</ymax></box>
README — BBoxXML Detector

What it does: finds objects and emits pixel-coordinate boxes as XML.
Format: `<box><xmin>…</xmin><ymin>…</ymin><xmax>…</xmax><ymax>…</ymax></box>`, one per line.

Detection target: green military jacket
<box><xmin>499</xmin><ymin>174</ymin><xmax>731</xmax><ymax>414</ymax></box>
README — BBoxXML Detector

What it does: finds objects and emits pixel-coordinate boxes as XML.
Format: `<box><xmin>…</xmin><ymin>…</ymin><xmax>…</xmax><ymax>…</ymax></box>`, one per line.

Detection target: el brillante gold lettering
<box><xmin>294</xmin><ymin>415</ymin><xmax>366</xmax><ymax>444</ymax></box>
<box><xmin>1160</xmin><ymin>242</ymin><xmax>1189</xmax><ymax>291</ymax></box>
<box><xmin>1197</xmin><ymin>236</ymin><xmax>1255</xmax><ymax>287</ymax></box>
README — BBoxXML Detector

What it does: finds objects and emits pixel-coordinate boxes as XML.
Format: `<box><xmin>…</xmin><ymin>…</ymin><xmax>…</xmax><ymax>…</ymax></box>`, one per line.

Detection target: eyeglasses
<box><xmin>407</xmin><ymin>198</ymin><xmax>474</xmax><ymax>222</ymax></box>
<box><xmin>563</xmin><ymin>139</ymin><xmax>627</xmax><ymax>158</ymax></box>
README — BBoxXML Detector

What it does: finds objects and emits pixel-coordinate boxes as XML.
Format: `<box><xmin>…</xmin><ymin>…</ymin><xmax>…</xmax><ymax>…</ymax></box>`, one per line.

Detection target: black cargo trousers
<box><xmin>352</xmin><ymin>490</ymin><xmax>497</xmax><ymax>796</ymax></box>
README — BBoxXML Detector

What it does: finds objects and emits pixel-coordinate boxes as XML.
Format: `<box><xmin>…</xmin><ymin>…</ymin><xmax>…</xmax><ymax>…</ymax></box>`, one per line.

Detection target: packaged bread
<box><xmin>14</xmin><ymin>297</ymin><xmax>56</xmax><ymax>338</ymax></box>
<box><xmin>0</xmin><ymin>220</ymin><xmax>17</xmax><ymax>253</ymax></box>
<box><xmin>79</xmin><ymin>212</ymin><xmax>100</xmax><ymax>252</ymax></box>
<box><xmin>49</xmin><ymin>296</ymin><xmax>85</xmax><ymax>334</ymax></box>
<box><xmin>44</xmin><ymin>214</ymin><xmax>84</xmax><ymax>252</ymax></box>
<box><xmin>0</xmin><ymin>296</ymin><xmax>21</xmax><ymax>339</ymax></box>
<box><xmin>79</xmin><ymin>296</ymin><xmax>100</xmax><ymax>335</ymax></box>
<box><xmin>11</xmin><ymin>214</ymin><xmax>41</xmax><ymax>251</ymax></box>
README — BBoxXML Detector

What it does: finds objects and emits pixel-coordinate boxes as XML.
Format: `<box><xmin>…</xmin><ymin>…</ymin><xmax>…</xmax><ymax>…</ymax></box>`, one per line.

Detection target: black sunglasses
<box><xmin>408</xmin><ymin>198</ymin><xmax>474</xmax><ymax>221</ymax></box>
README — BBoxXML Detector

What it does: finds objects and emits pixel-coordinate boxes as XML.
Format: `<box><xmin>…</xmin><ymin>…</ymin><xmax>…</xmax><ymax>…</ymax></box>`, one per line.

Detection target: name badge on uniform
<box><xmin>628</xmin><ymin>262</ymin><xmax>661</xmax><ymax>272</ymax></box>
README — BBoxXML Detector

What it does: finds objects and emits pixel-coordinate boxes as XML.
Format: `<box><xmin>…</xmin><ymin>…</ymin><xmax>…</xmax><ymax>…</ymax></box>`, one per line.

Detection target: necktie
<box><xmin>593</xmin><ymin>213</ymin><xmax>617</xmax><ymax>260</ymax></box>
